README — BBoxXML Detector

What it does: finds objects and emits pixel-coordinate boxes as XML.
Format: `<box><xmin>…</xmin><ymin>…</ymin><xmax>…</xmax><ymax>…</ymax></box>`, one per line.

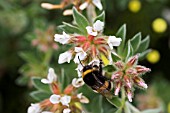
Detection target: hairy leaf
<box><xmin>30</xmin><ymin>91</ymin><xmax>51</xmax><ymax>101</ymax></box>
<box><xmin>94</xmin><ymin>11</ymin><xmax>105</xmax><ymax>23</ymax></box>
<box><xmin>137</xmin><ymin>35</ymin><xmax>150</xmax><ymax>53</ymax></box>
<box><xmin>130</xmin><ymin>32</ymin><xmax>141</xmax><ymax>53</ymax></box>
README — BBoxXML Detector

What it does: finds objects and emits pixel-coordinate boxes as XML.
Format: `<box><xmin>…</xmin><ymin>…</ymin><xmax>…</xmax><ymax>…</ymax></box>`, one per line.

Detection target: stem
<box><xmin>43</xmin><ymin>49</ymin><xmax>53</xmax><ymax>65</ymax></box>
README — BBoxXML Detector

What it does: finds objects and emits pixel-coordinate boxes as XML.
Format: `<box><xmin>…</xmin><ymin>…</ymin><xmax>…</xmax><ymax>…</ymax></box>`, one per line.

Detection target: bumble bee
<box><xmin>79</xmin><ymin>58</ymin><xmax>113</xmax><ymax>99</ymax></box>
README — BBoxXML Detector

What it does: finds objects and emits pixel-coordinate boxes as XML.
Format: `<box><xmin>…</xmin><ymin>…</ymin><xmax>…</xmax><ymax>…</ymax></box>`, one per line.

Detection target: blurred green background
<box><xmin>0</xmin><ymin>0</ymin><xmax>170</xmax><ymax>113</ymax></box>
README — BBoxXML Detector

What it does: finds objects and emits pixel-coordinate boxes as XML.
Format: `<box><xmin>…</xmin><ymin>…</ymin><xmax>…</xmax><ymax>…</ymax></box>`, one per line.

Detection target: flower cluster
<box><xmin>28</xmin><ymin>68</ymin><xmax>89</xmax><ymax>113</ymax></box>
<box><xmin>32</xmin><ymin>25</ymin><xmax>58</xmax><ymax>52</ymax></box>
<box><xmin>41</xmin><ymin>0</ymin><xmax>103</xmax><ymax>15</ymax></box>
<box><xmin>111</xmin><ymin>55</ymin><xmax>151</xmax><ymax>102</ymax></box>
<box><xmin>55</xmin><ymin>20</ymin><xmax>122</xmax><ymax>65</ymax></box>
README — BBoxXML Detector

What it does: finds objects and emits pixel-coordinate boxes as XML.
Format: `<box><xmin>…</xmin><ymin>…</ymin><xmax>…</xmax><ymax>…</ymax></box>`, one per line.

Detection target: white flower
<box><xmin>58</xmin><ymin>51</ymin><xmax>73</xmax><ymax>64</ymax></box>
<box><xmin>54</xmin><ymin>31</ymin><xmax>70</xmax><ymax>44</ymax></box>
<box><xmin>60</xmin><ymin>95</ymin><xmax>71</xmax><ymax>107</ymax></box>
<box><xmin>41</xmin><ymin>68</ymin><xmax>57</xmax><ymax>84</ymax></box>
<box><xmin>41</xmin><ymin>3</ymin><xmax>54</xmax><ymax>10</ymax></box>
<box><xmin>63</xmin><ymin>108</ymin><xmax>71</xmax><ymax>113</ymax></box>
<box><xmin>92</xmin><ymin>0</ymin><xmax>103</xmax><ymax>10</ymax></box>
<box><xmin>107</xmin><ymin>36</ymin><xmax>122</xmax><ymax>50</ymax></box>
<box><xmin>86</xmin><ymin>20</ymin><xmax>104</xmax><ymax>36</ymax></box>
<box><xmin>75</xmin><ymin>64</ymin><xmax>84</xmax><ymax>77</ymax></box>
<box><xmin>72</xmin><ymin>78</ymin><xmax>85</xmax><ymax>88</ymax></box>
<box><xmin>50</xmin><ymin>94</ymin><xmax>61</xmax><ymax>104</ymax></box>
<box><xmin>27</xmin><ymin>103</ymin><xmax>41</xmax><ymax>113</ymax></box>
<box><xmin>74</xmin><ymin>47</ymin><xmax>87</xmax><ymax>63</ymax></box>
<box><xmin>88</xmin><ymin>59</ymin><xmax>100</xmax><ymax>66</ymax></box>
<box><xmin>77</xmin><ymin>93</ymin><xmax>89</xmax><ymax>103</ymax></box>
<box><xmin>42</xmin><ymin>111</ymin><xmax>53</xmax><ymax>113</ymax></box>
<box><xmin>79</xmin><ymin>0</ymin><xmax>103</xmax><ymax>11</ymax></box>
<box><xmin>79</xmin><ymin>2</ymin><xmax>89</xmax><ymax>10</ymax></box>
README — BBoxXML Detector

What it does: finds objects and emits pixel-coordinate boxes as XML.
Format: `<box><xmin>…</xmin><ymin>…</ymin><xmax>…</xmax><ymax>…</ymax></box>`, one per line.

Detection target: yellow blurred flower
<box><xmin>168</xmin><ymin>102</ymin><xmax>170</xmax><ymax>113</ymax></box>
<box><xmin>147</xmin><ymin>50</ymin><xmax>160</xmax><ymax>64</ymax></box>
<box><xmin>152</xmin><ymin>18</ymin><xmax>167</xmax><ymax>33</ymax></box>
<box><xmin>128</xmin><ymin>0</ymin><xmax>141</xmax><ymax>13</ymax></box>
<box><xmin>101</xmin><ymin>54</ymin><xmax>109</xmax><ymax>66</ymax></box>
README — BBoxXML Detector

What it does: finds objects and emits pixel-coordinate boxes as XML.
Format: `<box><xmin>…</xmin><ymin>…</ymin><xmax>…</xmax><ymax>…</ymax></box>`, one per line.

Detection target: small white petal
<box><xmin>88</xmin><ymin>59</ymin><xmax>100</xmax><ymax>66</ymax></box>
<box><xmin>41</xmin><ymin>3</ymin><xmax>53</xmax><ymax>10</ymax></box>
<box><xmin>77</xmin><ymin>93</ymin><xmax>89</xmax><ymax>103</ymax></box>
<box><xmin>49</xmin><ymin>94</ymin><xmax>61</xmax><ymax>104</ymax></box>
<box><xmin>72</xmin><ymin>78</ymin><xmax>85</xmax><ymax>88</ymax></box>
<box><xmin>41</xmin><ymin>79</ymin><xmax>51</xmax><ymax>84</ymax></box>
<box><xmin>86</xmin><ymin>26</ymin><xmax>97</xmax><ymax>36</ymax></box>
<box><xmin>27</xmin><ymin>103</ymin><xmax>41</xmax><ymax>113</ymax></box>
<box><xmin>63</xmin><ymin>108</ymin><xmax>71</xmax><ymax>113</ymax></box>
<box><xmin>58</xmin><ymin>51</ymin><xmax>72</xmax><ymax>64</ymax></box>
<box><xmin>47</xmin><ymin>68</ymin><xmax>57</xmax><ymax>83</ymax></box>
<box><xmin>79</xmin><ymin>2</ymin><xmax>88</xmax><ymax>10</ymax></box>
<box><xmin>63</xmin><ymin>9</ymin><xmax>73</xmax><ymax>16</ymax></box>
<box><xmin>107</xmin><ymin>36</ymin><xmax>122</xmax><ymax>49</ymax></box>
<box><xmin>42</xmin><ymin>111</ymin><xmax>53</xmax><ymax>113</ymax></box>
<box><xmin>93</xmin><ymin>20</ymin><xmax>104</xmax><ymax>32</ymax></box>
<box><xmin>74</xmin><ymin>47</ymin><xmax>87</xmax><ymax>64</ymax></box>
<box><xmin>60</xmin><ymin>95</ymin><xmax>71</xmax><ymax>106</ymax></box>
<box><xmin>92</xmin><ymin>0</ymin><xmax>103</xmax><ymax>10</ymax></box>
<box><xmin>54</xmin><ymin>32</ymin><xmax>70</xmax><ymax>44</ymax></box>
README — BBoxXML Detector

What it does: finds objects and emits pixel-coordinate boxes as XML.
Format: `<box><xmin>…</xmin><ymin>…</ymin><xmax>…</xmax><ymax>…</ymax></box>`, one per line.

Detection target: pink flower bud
<box><xmin>76</xmin><ymin>36</ymin><xmax>87</xmax><ymax>42</ymax></box>
<box><xmin>64</xmin><ymin>85</ymin><xmax>74</xmax><ymax>94</ymax></box>
<box><xmin>94</xmin><ymin>38</ymin><xmax>106</xmax><ymax>44</ymax></box>
<box><xmin>91</xmin><ymin>45</ymin><xmax>97</xmax><ymax>58</ymax></box>
<box><xmin>133</xmin><ymin>76</ymin><xmax>148</xmax><ymax>89</ymax></box>
<box><xmin>114</xmin><ymin>82</ymin><xmax>122</xmax><ymax>95</ymax></box>
<box><xmin>88</xmin><ymin>35</ymin><xmax>95</xmax><ymax>41</ymax></box>
<box><xmin>136</xmin><ymin>65</ymin><xmax>151</xmax><ymax>74</ymax></box>
<box><xmin>125</xmin><ymin>86</ymin><xmax>133</xmax><ymax>102</ymax></box>
<box><xmin>51</xmin><ymin>83</ymin><xmax>60</xmax><ymax>94</ymax></box>
<box><xmin>124</xmin><ymin>75</ymin><xmax>132</xmax><ymax>88</ymax></box>
<box><xmin>111</xmin><ymin>71</ymin><xmax>123</xmax><ymax>80</ymax></box>
<box><xmin>115</xmin><ymin>61</ymin><xmax>124</xmax><ymax>69</ymax></box>
<box><xmin>98</xmin><ymin>46</ymin><xmax>108</xmax><ymax>56</ymax></box>
<box><xmin>126</xmin><ymin>68</ymin><xmax>137</xmax><ymax>75</ymax></box>
<box><xmin>82</xmin><ymin>42</ymin><xmax>90</xmax><ymax>51</ymax></box>
<box><xmin>127</xmin><ymin>55</ymin><xmax>138</xmax><ymax>67</ymax></box>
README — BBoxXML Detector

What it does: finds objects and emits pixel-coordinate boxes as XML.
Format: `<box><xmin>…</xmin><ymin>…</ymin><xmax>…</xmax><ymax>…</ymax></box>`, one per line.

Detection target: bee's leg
<box><xmin>99</xmin><ymin>59</ymin><xmax>103</xmax><ymax>75</ymax></box>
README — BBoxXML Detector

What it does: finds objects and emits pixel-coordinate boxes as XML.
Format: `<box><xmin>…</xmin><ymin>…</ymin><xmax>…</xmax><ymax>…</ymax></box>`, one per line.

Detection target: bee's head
<box><xmin>82</xmin><ymin>65</ymin><xmax>93</xmax><ymax>72</ymax></box>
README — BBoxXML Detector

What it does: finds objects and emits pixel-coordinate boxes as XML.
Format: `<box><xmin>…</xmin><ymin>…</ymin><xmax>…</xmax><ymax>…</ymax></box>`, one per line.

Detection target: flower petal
<box><xmin>41</xmin><ymin>79</ymin><xmax>51</xmax><ymax>84</ymax></box>
<box><xmin>58</xmin><ymin>51</ymin><xmax>72</xmax><ymax>64</ymax></box>
<box><xmin>74</xmin><ymin>47</ymin><xmax>87</xmax><ymax>64</ymax></box>
<box><xmin>93</xmin><ymin>20</ymin><xmax>104</xmax><ymax>32</ymax></box>
<box><xmin>72</xmin><ymin>78</ymin><xmax>84</xmax><ymax>88</ymax></box>
<box><xmin>107</xmin><ymin>36</ymin><xmax>122</xmax><ymax>49</ymax></box>
<box><xmin>47</xmin><ymin>68</ymin><xmax>57</xmax><ymax>83</ymax></box>
<box><xmin>27</xmin><ymin>103</ymin><xmax>41</xmax><ymax>113</ymax></box>
<box><xmin>63</xmin><ymin>108</ymin><xmax>71</xmax><ymax>113</ymax></box>
<box><xmin>54</xmin><ymin>32</ymin><xmax>70</xmax><ymax>44</ymax></box>
<box><xmin>86</xmin><ymin>26</ymin><xmax>97</xmax><ymax>36</ymax></box>
<box><xmin>49</xmin><ymin>94</ymin><xmax>61</xmax><ymax>104</ymax></box>
<box><xmin>60</xmin><ymin>95</ymin><xmax>71</xmax><ymax>106</ymax></box>
<box><xmin>92</xmin><ymin>0</ymin><xmax>103</xmax><ymax>10</ymax></box>
<box><xmin>79</xmin><ymin>2</ymin><xmax>88</xmax><ymax>10</ymax></box>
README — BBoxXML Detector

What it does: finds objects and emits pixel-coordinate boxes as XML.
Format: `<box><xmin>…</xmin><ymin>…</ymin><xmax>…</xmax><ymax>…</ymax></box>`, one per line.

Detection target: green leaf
<box><xmin>137</xmin><ymin>35</ymin><xmax>150</xmax><ymax>53</ymax></box>
<box><xmin>123</xmin><ymin>40</ymin><xmax>133</xmax><ymax>61</ymax></box>
<box><xmin>115</xmin><ymin>108</ymin><xmax>122</xmax><ymax>113</ymax></box>
<box><xmin>130</xmin><ymin>32</ymin><xmax>141</xmax><ymax>53</ymax></box>
<box><xmin>19</xmin><ymin>52</ymin><xmax>39</xmax><ymax>63</ymax></box>
<box><xmin>125</xmin><ymin>102</ymin><xmax>132</xmax><ymax>113</ymax></box>
<box><xmin>30</xmin><ymin>91</ymin><xmax>51</xmax><ymax>101</ymax></box>
<box><xmin>141</xmin><ymin>108</ymin><xmax>162</xmax><ymax>113</ymax></box>
<box><xmin>103</xmin><ymin>65</ymin><xmax>117</xmax><ymax>72</ymax></box>
<box><xmin>73</xmin><ymin>7</ymin><xmax>89</xmax><ymax>35</ymax></box>
<box><xmin>111</xmin><ymin>52</ymin><xmax>121</xmax><ymax>62</ymax></box>
<box><xmin>107</xmin><ymin>96</ymin><xmax>122</xmax><ymax>108</ymax></box>
<box><xmin>139</xmin><ymin>49</ymin><xmax>151</xmax><ymax>60</ymax></box>
<box><xmin>32</xmin><ymin>77</ymin><xmax>51</xmax><ymax>92</ymax></box>
<box><xmin>94</xmin><ymin>11</ymin><xmax>105</xmax><ymax>22</ymax></box>
<box><xmin>116</xmin><ymin>24</ymin><xmax>126</xmax><ymax>56</ymax></box>
<box><xmin>107</xmin><ymin>108</ymin><xmax>117</xmax><ymax>113</ymax></box>
<box><xmin>15</xmin><ymin>75</ymin><xmax>29</xmax><ymax>86</ymax></box>
<box><xmin>60</xmin><ymin>22</ymin><xmax>82</xmax><ymax>34</ymax></box>
<box><xmin>91</xmin><ymin>96</ymin><xmax>104</xmax><ymax>113</ymax></box>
